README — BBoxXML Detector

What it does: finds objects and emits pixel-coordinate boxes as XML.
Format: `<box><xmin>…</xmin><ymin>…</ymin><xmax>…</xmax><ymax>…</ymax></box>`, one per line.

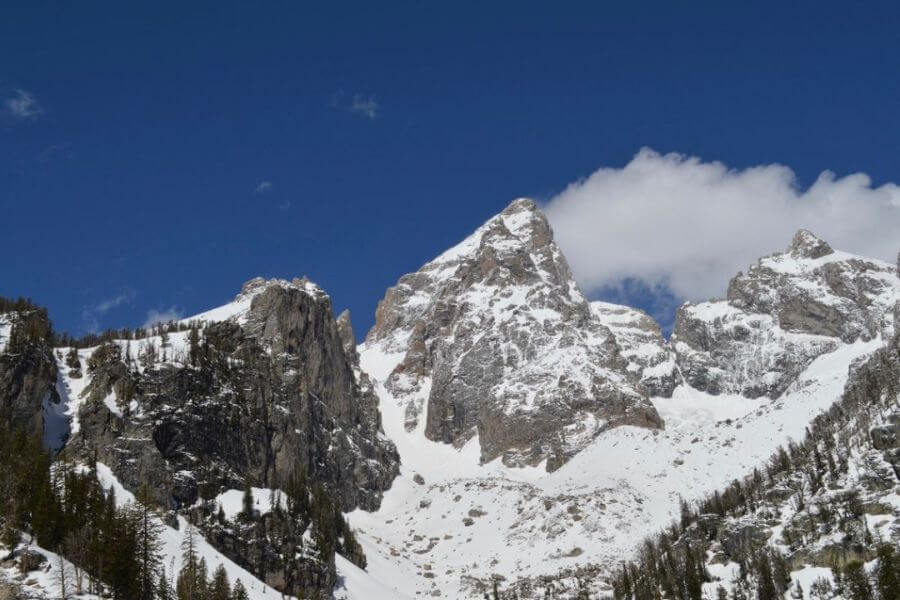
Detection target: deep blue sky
<box><xmin>2</xmin><ymin>1</ymin><xmax>899</xmax><ymax>337</ymax></box>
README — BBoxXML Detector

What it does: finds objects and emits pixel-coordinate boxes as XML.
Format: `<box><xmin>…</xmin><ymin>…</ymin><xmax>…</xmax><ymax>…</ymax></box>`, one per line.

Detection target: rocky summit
<box><xmin>364</xmin><ymin>198</ymin><xmax>662</xmax><ymax>470</ymax></box>
<box><xmin>672</xmin><ymin>229</ymin><xmax>899</xmax><ymax>398</ymax></box>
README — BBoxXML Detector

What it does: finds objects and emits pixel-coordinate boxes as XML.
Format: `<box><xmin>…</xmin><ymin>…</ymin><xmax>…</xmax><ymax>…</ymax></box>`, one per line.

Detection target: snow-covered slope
<box><xmin>349</xmin><ymin>218</ymin><xmax>900</xmax><ymax>599</ymax></box>
<box><xmin>95</xmin><ymin>464</ymin><xmax>284</xmax><ymax>600</ymax></box>
<box><xmin>0</xmin><ymin>465</ymin><xmax>286</xmax><ymax>600</ymax></box>
<box><xmin>347</xmin><ymin>335</ymin><xmax>886</xmax><ymax>598</ymax></box>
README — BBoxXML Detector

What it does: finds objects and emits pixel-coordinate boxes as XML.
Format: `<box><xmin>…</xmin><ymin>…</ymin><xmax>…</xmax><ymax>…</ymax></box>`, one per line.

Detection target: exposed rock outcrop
<box><xmin>672</xmin><ymin>230</ymin><xmax>899</xmax><ymax>398</ymax></box>
<box><xmin>364</xmin><ymin>199</ymin><xmax>662</xmax><ymax>470</ymax></box>
<box><xmin>590</xmin><ymin>301</ymin><xmax>677</xmax><ymax>397</ymax></box>
<box><xmin>0</xmin><ymin>309</ymin><xmax>60</xmax><ymax>441</ymax></box>
<box><xmin>71</xmin><ymin>278</ymin><xmax>399</xmax><ymax>513</ymax></box>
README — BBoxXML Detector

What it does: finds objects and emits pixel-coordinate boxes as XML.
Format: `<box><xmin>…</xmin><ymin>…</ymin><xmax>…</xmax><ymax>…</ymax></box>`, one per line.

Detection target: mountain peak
<box><xmin>501</xmin><ymin>197</ymin><xmax>538</xmax><ymax>215</ymax></box>
<box><xmin>237</xmin><ymin>275</ymin><xmax>326</xmax><ymax>302</ymax></box>
<box><xmin>364</xmin><ymin>197</ymin><xmax>661</xmax><ymax>470</ymax></box>
<box><xmin>788</xmin><ymin>228</ymin><xmax>833</xmax><ymax>259</ymax></box>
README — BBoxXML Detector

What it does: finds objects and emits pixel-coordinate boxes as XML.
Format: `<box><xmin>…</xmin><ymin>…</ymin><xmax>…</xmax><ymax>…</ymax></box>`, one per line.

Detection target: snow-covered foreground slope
<box><xmin>344</xmin><ymin>336</ymin><xmax>886</xmax><ymax>599</ymax></box>
<box><xmin>0</xmin><ymin>464</ymin><xmax>288</xmax><ymax>600</ymax></box>
<box><xmin>95</xmin><ymin>464</ymin><xmax>287</xmax><ymax>600</ymax></box>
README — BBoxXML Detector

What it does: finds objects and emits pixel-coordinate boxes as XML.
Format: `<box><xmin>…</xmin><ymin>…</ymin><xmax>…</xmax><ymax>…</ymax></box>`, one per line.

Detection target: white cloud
<box><xmin>144</xmin><ymin>306</ymin><xmax>183</xmax><ymax>328</ymax></box>
<box><xmin>543</xmin><ymin>148</ymin><xmax>900</xmax><ymax>302</ymax></box>
<box><xmin>4</xmin><ymin>88</ymin><xmax>43</xmax><ymax>120</ymax></box>
<box><xmin>255</xmin><ymin>181</ymin><xmax>273</xmax><ymax>194</ymax></box>
<box><xmin>82</xmin><ymin>289</ymin><xmax>136</xmax><ymax>332</ymax></box>
<box><xmin>350</xmin><ymin>94</ymin><xmax>379</xmax><ymax>119</ymax></box>
<box><xmin>331</xmin><ymin>91</ymin><xmax>379</xmax><ymax>120</ymax></box>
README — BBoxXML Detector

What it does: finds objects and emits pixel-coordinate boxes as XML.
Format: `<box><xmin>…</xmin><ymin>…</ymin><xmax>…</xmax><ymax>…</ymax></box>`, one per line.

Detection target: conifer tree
<box><xmin>188</xmin><ymin>327</ymin><xmax>201</xmax><ymax>367</ymax></box>
<box><xmin>756</xmin><ymin>554</ymin><xmax>778</xmax><ymax>600</ymax></box>
<box><xmin>158</xmin><ymin>570</ymin><xmax>173</xmax><ymax>600</ymax></box>
<box><xmin>843</xmin><ymin>561</ymin><xmax>873</xmax><ymax>600</ymax></box>
<box><xmin>240</xmin><ymin>482</ymin><xmax>254</xmax><ymax>522</ymax></box>
<box><xmin>875</xmin><ymin>544</ymin><xmax>899</xmax><ymax>600</ymax></box>
<box><xmin>132</xmin><ymin>485</ymin><xmax>164</xmax><ymax>600</ymax></box>
<box><xmin>196</xmin><ymin>558</ymin><xmax>210</xmax><ymax>600</ymax></box>
<box><xmin>210</xmin><ymin>564</ymin><xmax>232</xmax><ymax>600</ymax></box>
<box><xmin>177</xmin><ymin>523</ymin><xmax>200</xmax><ymax>600</ymax></box>
<box><xmin>231</xmin><ymin>579</ymin><xmax>249</xmax><ymax>600</ymax></box>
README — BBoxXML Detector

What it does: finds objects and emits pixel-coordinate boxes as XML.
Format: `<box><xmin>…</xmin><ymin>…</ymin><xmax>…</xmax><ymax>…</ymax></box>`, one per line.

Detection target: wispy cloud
<box><xmin>279</xmin><ymin>200</ymin><xmax>292</xmax><ymax>211</ymax></box>
<box><xmin>331</xmin><ymin>91</ymin><xmax>380</xmax><ymax>120</ymax></box>
<box><xmin>82</xmin><ymin>289</ymin><xmax>136</xmax><ymax>332</ymax></box>
<box><xmin>4</xmin><ymin>88</ymin><xmax>43</xmax><ymax>120</ymax></box>
<box><xmin>349</xmin><ymin>94</ymin><xmax>379</xmax><ymax>119</ymax></box>
<box><xmin>144</xmin><ymin>306</ymin><xmax>183</xmax><ymax>328</ymax></box>
<box><xmin>40</xmin><ymin>143</ymin><xmax>74</xmax><ymax>162</ymax></box>
<box><xmin>255</xmin><ymin>181</ymin><xmax>273</xmax><ymax>194</ymax></box>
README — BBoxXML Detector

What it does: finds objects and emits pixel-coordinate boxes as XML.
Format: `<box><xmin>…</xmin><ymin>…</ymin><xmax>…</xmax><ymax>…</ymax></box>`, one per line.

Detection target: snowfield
<box><xmin>340</xmin><ymin>336</ymin><xmax>885</xmax><ymax>599</ymax></box>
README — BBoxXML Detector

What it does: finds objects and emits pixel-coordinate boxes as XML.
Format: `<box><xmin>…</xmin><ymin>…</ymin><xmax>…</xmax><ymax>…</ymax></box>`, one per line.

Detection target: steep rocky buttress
<box><xmin>69</xmin><ymin>277</ymin><xmax>399</xmax><ymax>512</ymax></box>
<box><xmin>364</xmin><ymin>199</ymin><xmax>662</xmax><ymax>470</ymax></box>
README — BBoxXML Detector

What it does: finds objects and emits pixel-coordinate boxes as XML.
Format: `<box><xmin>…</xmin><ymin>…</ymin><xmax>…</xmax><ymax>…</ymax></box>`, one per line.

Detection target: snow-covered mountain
<box><xmin>346</xmin><ymin>203</ymin><xmax>899</xmax><ymax>598</ymax></box>
<box><xmin>1</xmin><ymin>200</ymin><xmax>898</xmax><ymax>600</ymax></box>
<box><xmin>364</xmin><ymin>198</ymin><xmax>661</xmax><ymax>471</ymax></box>
<box><xmin>672</xmin><ymin>229</ymin><xmax>899</xmax><ymax>399</ymax></box>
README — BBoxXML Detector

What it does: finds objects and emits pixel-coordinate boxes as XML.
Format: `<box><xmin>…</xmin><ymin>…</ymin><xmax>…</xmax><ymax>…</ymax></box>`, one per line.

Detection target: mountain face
<box><xmin>349</xmin><ymin>213</ymin><xmax>899</xmax><ymax>599</ymax></box>
<box><xmin>672</xmin><ymin>229</ymin><xmax>899</xmax><ymax>399</ymax></box>
<box><xmin>590</xmin><ymin>301</ymin><xmax>677</xmax><ymax>397</ymax></box>
<box><xmin>48</xmin><ymin>278</ymin><xmax>398</xmax><ymax>597</ymax></box>
<box><xmin>611</xmin><ymin>325</ymin><xmax>900</xmax><ymax>600</ymax></box>
<box><xmin>365</xmin><ymin>198</ymin><xmax>662</xmax><ymax>470</ymax></box>
<box><xmin>69</xmin><ymin>277</ymin><xmax>398</xmax><ymax>514</ymax></box>
<box><xmin>2</xmin><ymin>200</ymin><xmax>899</xmax><ymax>600</ymax></box>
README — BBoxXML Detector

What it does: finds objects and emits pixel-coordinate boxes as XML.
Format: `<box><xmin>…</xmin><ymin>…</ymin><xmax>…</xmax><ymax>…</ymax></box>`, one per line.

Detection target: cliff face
<box><xmin>0</xmin><ymin>309</ymin><xmax>60</xmax><ymax>444</ymax></box>
<box><xmin>365</xmin><ymin>199</ymin><xmax>662</xmax><ymax>470</ymax></box>
<box><xmin>69</xmin><ymin>277</ymin><xmax>399</xmax><ymax>512</ymax></box>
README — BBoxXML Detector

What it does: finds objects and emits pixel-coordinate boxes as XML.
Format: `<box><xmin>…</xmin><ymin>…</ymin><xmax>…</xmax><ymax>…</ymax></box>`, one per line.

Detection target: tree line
<box><xmin>0</xmin><ymin>424</ymin><xmax>256</xmax><ymax>600</ymax></box>
<box><xmin>1</xmin><ymin>294</ymin><xmax>204</xmax><ymax>352</ymax></box>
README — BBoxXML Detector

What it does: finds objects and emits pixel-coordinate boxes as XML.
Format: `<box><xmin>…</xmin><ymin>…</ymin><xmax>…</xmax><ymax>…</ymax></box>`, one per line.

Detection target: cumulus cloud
<box><xmin>144</xmin><ymin>306</ymin><xmax>184</xmax><ymax>328</ymax></box>
<box><xmin>255</xmin><ymin>181</ymin><xmax>273</xmax><ymax>194</ymax></box>
<box><xmin>82</xmin><ymin>289</ymin><xmax>136</xmax><ymax>332</ymax></box>
<box><xmin>4</xmin><ymin>88</ymin><xmax>43</xmax><ymax>120</ymax></box>
<box><xmin>544</xmin><ymin>148</ymin><xmax>900</xmax><ymax>304</ymax></box>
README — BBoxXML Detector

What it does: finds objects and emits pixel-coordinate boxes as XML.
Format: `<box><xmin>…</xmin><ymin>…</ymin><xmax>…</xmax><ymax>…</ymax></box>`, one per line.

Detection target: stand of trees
<box><xmin>0</xmin><ymin>424</ymin><xmax>253</xmax><ymax>600</ymax></box>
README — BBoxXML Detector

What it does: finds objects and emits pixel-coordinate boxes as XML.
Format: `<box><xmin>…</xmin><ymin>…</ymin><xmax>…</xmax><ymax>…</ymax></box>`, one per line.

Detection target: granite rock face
<box><xmin>364</xmin><ymin>199</ymin><xmax>662</xmax><ymax>470</ymax></box>
<box><xmin>590</xmin><ymin>302</ymin><xmax>677</xmax><ymax>397</ymax></box>
<box><xmin>0</xmin><ymin>310</ymin><xmax>59</xmax><ymax>440</ymax></box>
<box><xmin>672</xmin><ymin>230</ymin><xmax>899</xmax><ymax>398</ymax></box>
<box><xmin>70</xmin><ymin>277</ymin><xmax>399</xmax><ymax>513</ymax></box>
